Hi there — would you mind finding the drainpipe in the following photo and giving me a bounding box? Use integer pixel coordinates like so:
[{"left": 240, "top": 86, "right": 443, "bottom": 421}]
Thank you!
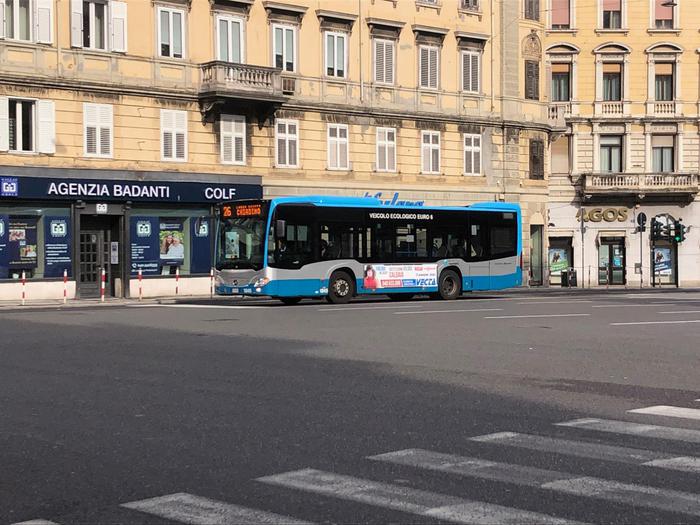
[{"left": 359, "top": 0, "right": 364, "bottom": 103}]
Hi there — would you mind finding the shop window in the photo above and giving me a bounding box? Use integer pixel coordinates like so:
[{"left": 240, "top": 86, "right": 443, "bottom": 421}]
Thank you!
[
  {"left": 275, "top": 119, "right": 299, "bottom": 168},
  {"left": 373, "top": 38, "right": 395, "bottom": 85},
  {"left": 530, "top": 225, "right": 543, "bottom": 285},
  {"left": 325, "top": 31, "right": 346, "bottom": 78},
  {"left": 548, "top": 237, "right": 573, "bottom": 285},
  {"left": 157, "top": 6, "right": 184, "bottom": 58},
  {"left": 216, "top": 14, "right": 244, "bottom": 63},
  {"left": 272, "top": 24, "right": 296, "bottom": 72},
  {"left": 376, "top": 127, "right": 396, "bottom": 172},
  {"left": 421, "top": 130, "right": 440, "bottom": 174},
  {"left": 327, "top": 124, "right": 349, "bottom": 170}
]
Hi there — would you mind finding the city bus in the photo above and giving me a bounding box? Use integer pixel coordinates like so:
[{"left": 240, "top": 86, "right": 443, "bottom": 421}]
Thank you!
[{"left": 215, "top": 196, "right": 522, "bottom": 304}]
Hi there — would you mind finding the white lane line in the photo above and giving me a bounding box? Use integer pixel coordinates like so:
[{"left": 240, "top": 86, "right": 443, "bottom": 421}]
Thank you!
[
  {"left": 592, "top": 303, "right": 675, "bottom": 308},
  {"left": 658, "top": 310, "right": 700, "bottom": 314},
  {"left": 318, "top": 305, "right": 423, "bottom": 312},
  {"left": 516, "top": 300, "right": 593, "bottom": 305},
  {"left": 129, "top": 304, "right": 259, "bottom": 310},
  {"left": 469, "top": 432, "right": 699, "bottom": 473},
  {"left": 611, "top": 320, "right": 700, "bottom": 326},
  {"left": 369, "top": 449, "right": 700, "bottom": 517},
  {"left": 121, "top": 492, "right": 313, "bottom": 525},
  {"left": 484, "top": 313, "right": 590, "bottom": 319},
  {"left": 395, "top": 308, "right": 503, "bottom": 315},
  {"left": 555, "top": 418, "right": 700, "bottom": 444},
  {"left": 257, "top": 468, "right": 582, "bottom": 525},
  {"left": 11, "top": 521, "right": 61, "bottom": 525},
  {"left": 628, "top": 405, "right": 700, "bottom": 421}
]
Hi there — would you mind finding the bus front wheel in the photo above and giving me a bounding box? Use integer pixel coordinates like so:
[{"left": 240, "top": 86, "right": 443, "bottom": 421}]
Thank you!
[
  {"left": 280, "top": 297, "right": 302, "bottom": 305},
  {"left": 327, "top": 271, "right": 355, "bottom": 304},
  {"left": 438, "top": 269, "right": 461, "bottom": 300}
]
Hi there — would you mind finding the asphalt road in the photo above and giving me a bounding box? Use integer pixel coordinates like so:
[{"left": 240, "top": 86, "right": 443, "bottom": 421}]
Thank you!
[{"left": 1, "top": 289, "right": 699, "bottom": 524}]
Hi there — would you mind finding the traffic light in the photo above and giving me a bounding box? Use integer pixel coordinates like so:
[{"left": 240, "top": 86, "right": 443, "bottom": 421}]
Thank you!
[
  {"left": 651, "top": 219, "right": 662, "bottom": 240},
  {"left": 673, "top": 220, "right": 687, "bottom": 243},
  {"left": 661, "top": 223, "right": 672, "bottom": 240}
]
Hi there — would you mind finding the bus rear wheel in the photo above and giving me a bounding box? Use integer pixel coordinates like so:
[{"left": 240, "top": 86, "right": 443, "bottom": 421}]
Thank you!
[
  {"left": 387, "top": 293, "right": 414, "bottom": 301},
  {"left": 327, "top": 271, "right": 355, "bottom": 304},
  {"left": 438, "top": 269, "right": 461, "bottom": 300},
  {"left": 280, "top": 297, "right": 302, "bottom": 305}
]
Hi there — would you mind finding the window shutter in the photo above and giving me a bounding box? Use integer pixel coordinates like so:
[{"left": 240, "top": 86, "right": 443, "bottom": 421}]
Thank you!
[
  {"left": 37, "top": 100, "right": 56, "bottom": 154},
  {"left": 35, "top": 0, "right": 53, "bottom": 44},
  {"left": 110, "top": 1, "right": 128, "bottom": 53},
  {"left": 465, "top": 137, "right": 473, "bottom": 174},
  {"left": 420, "top": 47, "right": 429, "bottom": 87},
  {"left": 375, "top": 40, "right": 385, "bottom": 82},
  {"left": 84, "top": 103, "right": 98, "bottom": 155},
  {"left": 70, "top": 0, "right": 83, "bottom": 47},
  {"left": 0, "top": 2, "right": 5, "bottom": 39},
  {"left": 471, "top": 53, "right": 480, "bottom": 92},
  {"left": 385, "top": 41, "right": 394, "bottom": 84},
  {"left": 98, "top": 104, "right": 113, "bottom": 156},
  {"left": 474, "top": 136, "right": 481, "bottom": 174},
  {"left": 0, "top": 97, "right": 8, "bottom": 151},
  {"left": 220, "top": 115, "right": 245, "bottom": 164},
  {"left": 526, "top": 61, "right": 540, "bottom": 100},
  {"left": 462, "top": 53, "right": 471, "bottom": 91},
  {"left": 161, "top": 110, "right": 173, "bottom": 159},
  {"left": 429, "top": 48, "right": 438, "bottom": 89},
  {"left": 220, "top": 116, "right": 234, "bottom": 163},
  {"left": 174, "top": 110, "right": 187, "bottom": 161},
  {"left": 233, "top": 117, "right": 244, "bottom": 163}
]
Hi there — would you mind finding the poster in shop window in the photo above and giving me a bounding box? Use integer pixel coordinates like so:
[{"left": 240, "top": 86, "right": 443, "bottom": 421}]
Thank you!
[
  {"left": 548, "top": 248, "right": 569, "bottom": 276},
  {"left": 0, "top": 215, "right": 8, "bottom": 279},
  {"left": 7, "top": 217, "right": 38, "bottom": 268},
  {"left": 44, "top": 216, "right": 72, "bottom": 278},
  {"left": 159, "top": 219, "right": 185, "bottom": 266},
  {"left": 130, "top": 216, "right": 160, "bottom": 275},
  {"left": 653, "top": 247, "right": 672, "bottom": 276},
  {"left": 362, "top": 263, "right": 437, "bottom": 290},
  {"left": 190, "top": 217, "right": 211, "bottom": 274}
]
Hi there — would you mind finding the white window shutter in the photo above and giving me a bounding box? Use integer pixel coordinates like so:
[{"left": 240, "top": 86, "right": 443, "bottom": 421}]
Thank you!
[
  {"left": 385, "top": 42, "right": 394, "bottom": 84},
  {"left": 220, "top": 115, "right": 233, "bottom": 163},
  {"left": 0, "top": 97, "right": 8, "bottom": 151},
  {"left": 174, "top": 110, "right": 187, "bottom": 160},
  {"left": 420, "top": 47, "right": 429, "bottom": 87},
  {"left": 472, "top": 53, "right": 480, "bottom": 92},
  {"left": 0, "top": 2, "right": 5, "bottom": 39},
  {"left": 70, "top": 0, "right": 83, "bottom": 47},
  {"left": 429, "top": 48, "right": 438, "bottom": 89},
  {"left": 233, "top": 117, "right": 245, "bottom": 163},
  {"left": 474, "top": 136, "right": 481, "bottom": 174},
  {"left": 374, "top": 40, "right": 384, "bottom": 82},
  {"left": 35, "top": 0, "right": 53, "bottom": 44},
  {"left": 37, "top": 100, "right": 56, "bottom": 154},
  {"left": 98, "top": 104, "right": 113, "bottom": 156},
  {"left": 110, "top": 1, "right": 128, "bottom": 53},
  {"left": 84, "top": 103, "right": 98, "bottom": 155},
  {"left": 161, "top": 110, "right": 173, "bottom": 159}
]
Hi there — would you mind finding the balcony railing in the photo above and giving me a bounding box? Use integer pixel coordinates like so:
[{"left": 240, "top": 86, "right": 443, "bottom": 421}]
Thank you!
[
  {"left": 584, "top": 172, "right": 699, "bottom": 194},
  {"left": 200, "top": 61, "right": 284, "bottom": 101},
  {"left": 653, "top": 101, "right": 676, "bottom": 114},
  {"left": 548, "top": 102, "right": 571, "bottom": 121},
  {"left": 600, "top": 101, "right": 624, "bottom": 115}
]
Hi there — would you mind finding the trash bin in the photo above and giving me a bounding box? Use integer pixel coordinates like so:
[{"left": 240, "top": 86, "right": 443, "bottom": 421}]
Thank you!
[
  {"left": 561, "top": 269, "right": 569, "bottom": 287},
  {"left": 568, "top": 268, "right": 577, "bottom": 287}
]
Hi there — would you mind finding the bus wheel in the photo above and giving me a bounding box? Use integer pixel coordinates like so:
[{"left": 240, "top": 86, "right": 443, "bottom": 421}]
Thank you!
[
  {"left": 280, "top": 297, "right": 302, "bottom": 305},
  {"left": 327, "top": 271, "right": 355, "bottom": 304},
  {"left": 387, "top": 294, "right": 414, "bottom": 301},
  {"left": 438, "top": 270, "right": 461, "bottom": 300}
]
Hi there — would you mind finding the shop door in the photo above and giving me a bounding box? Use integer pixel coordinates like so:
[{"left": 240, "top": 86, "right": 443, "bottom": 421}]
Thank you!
[
  {"left": 79, "top": 230, "right": 109, "bottom": 297},
  {"left": 598, "top": 238, "right": 625, "bottom": 285}
]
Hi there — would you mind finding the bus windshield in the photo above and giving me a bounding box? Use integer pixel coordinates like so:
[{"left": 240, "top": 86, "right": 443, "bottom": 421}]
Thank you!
[{"left": 217, "top": 203, "right": 267, "bottom": 270}]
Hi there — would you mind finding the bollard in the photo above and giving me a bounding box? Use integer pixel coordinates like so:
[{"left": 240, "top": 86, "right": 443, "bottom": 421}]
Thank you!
[
  {"left": 100, "top": 267, "right": 106, "bottom": 303},
  {"left": 138, "top": 269, "right": 143, "bottom": 301},
  {"left": 210, "top": 267, "right": 214, "bottom": 299},
  {"left": 63, "top": 269, "right": 68, "bottom": 304},
  {"left": 21, "top": 270, "right": 26, "bottom": 306},
  {"left": 175, "top": 267, "right": 180, "bottom": 296}
]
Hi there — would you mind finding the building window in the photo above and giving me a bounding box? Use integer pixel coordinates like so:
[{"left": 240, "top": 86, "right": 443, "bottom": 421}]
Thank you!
[
  {"left": 419, "top": 45, "right": 439, "bottom": 90},
  {"left": 550, "top": 0, "right": 571, "bottom": 29},
  {"left": 161, "top": 109, "right": 187, "bottom": 161},
  {"left": 376, "top": 127, "right": 396, "bottom": 172},
  {"left": 461, "top": 0, "right": 480, "bottom": 10},
  {"left": 652, "top": 135, "right": 674, "bottom": 173},
  {"left": 602, "top": 0, "right": 622, "bottom": 29},
  {"left": 273, "top": 24, "right": 296, "bottom": 72},
  {"left": 551, "top": 63, "right": 571, "bottom": 101},
  {"left": 654, "top": 63, "right": 673, "bottom": 101},
  {"left": 524, "top": 0, "right": 540, "bottom": 20},
  {"left": 83, "top": 103, "right": 113, "bottom": 158},
  {"left": 158, "top": 6, "right": 184, "bottom": 58},
  {"left": 3, "top": 0, "right": 31, "bottom": 40},
  {"left": 373, "top": 39, "right": 395, "bottom": 85},
  {"left": 421, "top": 131, "right": 440, "bottom": 174},
  {"left": 70, "top": 0, "right": 125, "bottom": 51},
  {"left": 600, "top": 135, "right": 622, "bottom": 172},
  {"left": 82, "top": 0, "right": 108, "bottom": 49},
  {"left": 216, "top": 15, "right": 244, "bottom": 63},
  {"left": 276, "top": 119, "right": 298, "bottom": 168},
  {"left": 327, "top": 124, "right": 349, "bottom": 170},
  {"left": 602, "top": 63, "right": 622, "bottom": 101},
  {"left": 529, "top": 139, "right": 544, "bottom": 179},
  {"left": 463, "top": 133, "right": 481, "bottom": 176},
  {"left": 1, "top": 98, "right": 54, "bottom": 154},
  {"left": 461, "top": 50, "right": 480, "bottom": 93},
  {"left": 325, "top": 31, "right": 346, "bottom": 78},
  {"left": 654, "top": 0, "right": 673, "bottom": 28},
  {"left": 220, "top": 115, "right": 245, "bottom": 165},
  {"left": 525, "top": 60, "right": 540, "bottom": 100},
  {"left": 8, "top": 99, "right": 34, "bottom": 152}
]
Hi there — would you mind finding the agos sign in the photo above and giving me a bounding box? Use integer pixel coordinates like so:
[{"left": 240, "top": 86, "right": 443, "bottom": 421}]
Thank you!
[{"left": 576, "top": 208, "right": 629, "bottom": 223}]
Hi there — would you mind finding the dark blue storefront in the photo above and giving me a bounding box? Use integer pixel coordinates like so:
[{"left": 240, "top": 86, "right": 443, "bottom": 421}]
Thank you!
[{"left": 0, "top": 168, "right": 261, "bottom": 298}]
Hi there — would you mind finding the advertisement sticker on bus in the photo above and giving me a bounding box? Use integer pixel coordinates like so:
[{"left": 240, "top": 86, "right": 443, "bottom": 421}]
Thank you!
[{"left": 363, "top": 264, "right": 437, "bottom": 290}]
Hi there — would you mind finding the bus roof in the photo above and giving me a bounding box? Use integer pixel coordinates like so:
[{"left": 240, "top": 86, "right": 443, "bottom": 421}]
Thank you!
[{"left": 264, "top": 195, "right": 521, "bottom": 213}]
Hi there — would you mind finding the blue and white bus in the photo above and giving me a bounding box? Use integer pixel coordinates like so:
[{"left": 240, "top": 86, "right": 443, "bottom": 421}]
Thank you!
[{"left": 215, "top": 196, "right": 522, "bottom": 304}]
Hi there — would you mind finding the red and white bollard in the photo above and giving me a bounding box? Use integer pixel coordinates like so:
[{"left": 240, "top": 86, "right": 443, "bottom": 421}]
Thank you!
[
  {"left": 209, "top": 267, "right": 214, "bottom": 298},
  {"left": 21, "top": 270, "right": 26, "bottom": 306},
  {"left": 175, "top": 267, "right": 180, "bottom": 296},
  {"left": 100, "top": 267, "right": 106, "bottom": 303},
  {"left": 63, "top": 269, "right": 68, "bottom": 304},
  {"left": 138, "top": 269, "right": 143, "bottom": 301}
]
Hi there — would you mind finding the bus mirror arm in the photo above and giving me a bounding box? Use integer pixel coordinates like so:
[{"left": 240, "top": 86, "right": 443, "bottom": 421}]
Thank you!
[{"left": 275, "top": 220, "right": 286, "bottom": 239}]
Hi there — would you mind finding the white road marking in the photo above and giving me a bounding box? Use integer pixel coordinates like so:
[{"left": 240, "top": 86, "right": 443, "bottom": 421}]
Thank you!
[
  {"left": 121, "top": 492, "right": 313, "bottom": 524},
  {"left": 468, "top": 431, "right": 699, "bottom": 473},
  {"left": 592, "top": 303, "right": 675, "bottom": 308},
  {"left": 516, "top": 300, "right": 592, "bottom": 305},
  {"left": 395, "top": 308, "right": 503, "bottom": 315},
  {"left": 484, "top": 313, "right": 590, "bottom": 319},
  {"left": 11, "top": 521, "right": 61, "bottom": 525},
  {"left": 369, "top": 449, "right": 700, "bottom": 516},
  {"left": 658, "top": 310, "right": 700, "bottom": 314},
  {"left": 257, "top": 468, "right": 582, "bottom": 524},
  {"left": 555, "top": 418, "right": 700, "bottom": 444},
  {"left": 611, "top": 320, "right": 700, "bottom": 326},
  {"left": 628, "top": 405, "right": 700, "bottom": 421},
  {"left": 129, "top": 304, "right": 259, "bottom": 310},
  {"left": 318, "top": 305, "right": 423, "bottom": 312}
]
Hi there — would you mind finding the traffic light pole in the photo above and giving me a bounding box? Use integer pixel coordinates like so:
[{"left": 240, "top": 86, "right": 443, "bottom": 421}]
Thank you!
[{"left": 639, "top": 226, "right": 643, "bottom": 289}]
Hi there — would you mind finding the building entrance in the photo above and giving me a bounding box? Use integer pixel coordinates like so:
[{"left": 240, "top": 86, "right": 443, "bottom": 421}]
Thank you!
[
  {"left": 78, "top": 214, "right": 123, "bottom": 298},
  {"left": 598, "top": 237, "right": 626, "bottom": 285}
]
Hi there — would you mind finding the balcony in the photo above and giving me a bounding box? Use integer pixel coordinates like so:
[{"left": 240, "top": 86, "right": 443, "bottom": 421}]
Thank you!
[
  {"left": 596, "top": 100, "right": 625, "bottom": 116},
  {"left": 646, "top": 100, "right": 681, "bottom": 117},
  {"left": 199, "top": 61, "right": 286, "bottom": 103},
  {"left": 548, "top": 102, "right": 571, "bottom": 129},
  {"left": 583, "top": 172, "right": 699, "bottom": 196}
]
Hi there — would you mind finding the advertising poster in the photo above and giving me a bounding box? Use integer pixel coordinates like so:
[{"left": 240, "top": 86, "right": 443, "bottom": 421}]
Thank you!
[
  {"left": 159, "top": 219, "right": 185, "bottom": 267},
  {"left": 548, "top": 248, "right": 569, "bottom": 276},
  {"left": 8, "top": 217, "right": 38, "bottom": 268},
  {"left": 0, "top": 215, "right": 8, "bottom": 278},
  {"left": 654, "top": 247, "right": 672, "bottom": 276},
  {"left": 190, "top": 217, "right": 211, "bottom": 274},
  {"left": 130, "top": 216, "right": 160, "bottom": 275},
  {"left": 362, "top": 264, "right": 437, "bottom": 290},
  {"left": 44, "top": 216, "right": 72, "bottom": 278}
]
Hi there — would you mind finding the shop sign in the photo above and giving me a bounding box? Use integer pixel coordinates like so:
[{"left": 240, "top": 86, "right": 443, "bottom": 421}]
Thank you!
[
  {"left": 576, "top": 208, "right": 629, "bottom": 223},
  {"left": 0, "top": 176, "right": 261, "bottom": 204},
  {"left": 363, "top": 192, "right": 425, "bottom": 207}
]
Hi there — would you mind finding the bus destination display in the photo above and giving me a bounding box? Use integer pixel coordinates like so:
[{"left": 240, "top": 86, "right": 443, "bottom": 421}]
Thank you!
[{"left": 222, "top": 203, "right": 263, "bottom": 218}]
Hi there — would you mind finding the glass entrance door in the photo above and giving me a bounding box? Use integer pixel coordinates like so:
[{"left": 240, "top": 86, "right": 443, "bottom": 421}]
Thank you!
[
  {"left": 79, "top": 230, "right": 108, "bottom": 297},
  {"left": 598, "top": 238, "right": 625, "bottom": 285}
]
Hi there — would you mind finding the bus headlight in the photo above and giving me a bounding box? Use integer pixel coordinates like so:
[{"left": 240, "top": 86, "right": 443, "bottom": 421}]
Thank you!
[{"left": 253, "top": 277, "right": 270, "bottom": 288}]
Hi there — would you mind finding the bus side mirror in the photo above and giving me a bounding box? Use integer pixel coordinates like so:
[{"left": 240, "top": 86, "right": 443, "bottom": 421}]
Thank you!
[{"left": 275, "top": 220, "right": 286, "bottom": 239}]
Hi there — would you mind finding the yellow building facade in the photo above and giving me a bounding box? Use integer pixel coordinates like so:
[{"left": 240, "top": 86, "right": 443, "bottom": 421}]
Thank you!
[
  {"left": 0, "top": 0, "right": 551, "bottom": 299},
  {"left": 546, "top": 0, "right": 700, "bottom": 287}
]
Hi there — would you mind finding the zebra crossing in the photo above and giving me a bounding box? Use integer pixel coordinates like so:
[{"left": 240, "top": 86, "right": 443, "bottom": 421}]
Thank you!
[{"left": 13, "top": 405, "right": 700, "bottom": 525}]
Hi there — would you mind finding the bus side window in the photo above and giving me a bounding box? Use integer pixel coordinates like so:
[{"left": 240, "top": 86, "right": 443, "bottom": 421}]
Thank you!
[{"left": 468, "top": 215, "right": 488, "bottom": 260}]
